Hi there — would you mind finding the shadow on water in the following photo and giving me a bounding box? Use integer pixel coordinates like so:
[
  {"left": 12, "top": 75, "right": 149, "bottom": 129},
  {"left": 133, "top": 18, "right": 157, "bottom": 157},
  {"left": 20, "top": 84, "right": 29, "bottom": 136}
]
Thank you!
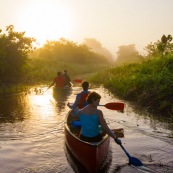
[
  {"left": 52, "top": 87, "right": 72, "bottom": 102},
  {"left": 52, "top": 87, "right": 72, "bottom": 112},
  {"left": 0, "top": 93, "right": 30, "bottom": 123}
]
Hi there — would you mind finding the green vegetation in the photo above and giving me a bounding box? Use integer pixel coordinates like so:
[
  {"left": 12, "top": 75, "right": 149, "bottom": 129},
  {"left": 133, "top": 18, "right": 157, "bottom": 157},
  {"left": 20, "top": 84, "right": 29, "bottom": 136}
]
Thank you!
[
  {"left": 90, "top": 35, "right": 173, "bottom": 117},
  {"left": 0, "top": 25, "right": 35, "bottom": 84},
  {"left": 1, "top": 25, "right": 173, "bottom": 119},
  {"left": 27, "top": 38, "right": 110, "bottom": 84},
  {"left": 0, "top": 25, "right": 110, "bottom": 94}
]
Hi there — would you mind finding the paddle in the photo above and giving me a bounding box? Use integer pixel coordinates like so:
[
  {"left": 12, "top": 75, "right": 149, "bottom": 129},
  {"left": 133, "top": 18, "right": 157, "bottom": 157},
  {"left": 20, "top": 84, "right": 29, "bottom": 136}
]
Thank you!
[
  {"left": 42, "top": 84, "right": 53, "bottom": 95},
  {"left": 68, "top": 102, "right": 124, "bottom": 111},
  {"left": 103, "top": 104, "right": 143, "bottom": 166},
  {"left": 73, "top": 79, "right": 82, "bottom": 83},
  {"left": 120, "top": 143, "right": 143, "bottom": 166},
  {"left": 99, "top": 102, "right": 124, "bottom": 111}
]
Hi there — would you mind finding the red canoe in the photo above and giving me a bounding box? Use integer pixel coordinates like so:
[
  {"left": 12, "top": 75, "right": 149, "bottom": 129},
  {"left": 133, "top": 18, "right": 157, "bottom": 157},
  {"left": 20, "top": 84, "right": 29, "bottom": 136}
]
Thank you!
[{"left": 64, "top": 111, "right": 110, "bottom": 173}]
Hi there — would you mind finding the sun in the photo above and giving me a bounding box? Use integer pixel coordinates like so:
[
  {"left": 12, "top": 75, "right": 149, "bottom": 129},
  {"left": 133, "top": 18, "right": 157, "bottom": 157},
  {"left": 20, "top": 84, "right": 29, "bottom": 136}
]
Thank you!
[{"left": 19, "top": 1, "right": 74, "bottom": 45}]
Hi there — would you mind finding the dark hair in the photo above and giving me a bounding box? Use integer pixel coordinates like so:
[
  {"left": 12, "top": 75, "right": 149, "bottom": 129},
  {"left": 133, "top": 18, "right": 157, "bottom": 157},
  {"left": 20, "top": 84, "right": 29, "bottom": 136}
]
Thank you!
[
  {"left": 57, "top": 72, "right": 62, "bottom": 75},
  {"left": 86, "top": 92, "right": 101, "bottom": 104},
  {"left": 82, "top": 81, "right": 89, "bottom": 90}
]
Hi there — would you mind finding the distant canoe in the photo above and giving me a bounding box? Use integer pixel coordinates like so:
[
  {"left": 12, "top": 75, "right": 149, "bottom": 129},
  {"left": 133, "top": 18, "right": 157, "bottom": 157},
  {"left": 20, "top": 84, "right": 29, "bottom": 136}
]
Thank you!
[
  {"left": 53, "top": 85, "right": 72, "bottom": 90},
  {"left": 64, "top": 111, "right": 110, "bottom": 173},
  {"left": 53, "top": 87, "right": 72, "bottom": 102}
]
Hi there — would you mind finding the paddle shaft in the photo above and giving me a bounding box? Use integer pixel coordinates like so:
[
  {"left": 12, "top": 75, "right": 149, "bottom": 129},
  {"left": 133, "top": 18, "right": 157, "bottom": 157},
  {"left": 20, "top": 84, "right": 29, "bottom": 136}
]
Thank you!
[
  {"left": 120, "top": 144, "right": 131, "bottom": 159},
  {"left": 42, "top": 85, "right": 52, "bottom": 95}
]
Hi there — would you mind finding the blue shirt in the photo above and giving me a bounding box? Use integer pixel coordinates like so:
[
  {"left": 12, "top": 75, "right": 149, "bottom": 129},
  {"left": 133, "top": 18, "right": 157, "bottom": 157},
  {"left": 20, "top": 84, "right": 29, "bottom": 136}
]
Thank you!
[{"left": 80, "top": 112, "right": 99, "bottom": 137}]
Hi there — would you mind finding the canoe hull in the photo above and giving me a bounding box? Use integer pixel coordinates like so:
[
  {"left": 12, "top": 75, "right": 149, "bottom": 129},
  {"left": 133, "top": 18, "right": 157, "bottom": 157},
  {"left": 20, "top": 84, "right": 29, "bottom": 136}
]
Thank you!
[{"left": 64, "top": 113, "right": 110, "bottom": 173}]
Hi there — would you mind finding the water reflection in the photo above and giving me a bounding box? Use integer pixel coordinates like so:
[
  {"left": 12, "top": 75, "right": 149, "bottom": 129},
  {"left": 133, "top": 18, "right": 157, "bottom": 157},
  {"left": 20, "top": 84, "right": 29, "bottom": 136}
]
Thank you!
[
  {"left": 124, "top": 102, "right": 173, "bottom": 139},
  {"left": 52, "top": 87, "right": 72, "bottom": 111},
  {"left": 0, "top": 86, "right": 173, "bottom": 173},
  {"left": 0, "top": 94, "right": 30, "bottom": 123}
]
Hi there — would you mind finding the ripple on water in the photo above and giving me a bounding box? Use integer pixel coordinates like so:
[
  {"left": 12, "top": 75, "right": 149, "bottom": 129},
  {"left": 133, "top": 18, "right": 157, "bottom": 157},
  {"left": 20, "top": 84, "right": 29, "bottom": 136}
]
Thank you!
[{"left": 0, "top": 86, "right": 173, "bottom": 173}]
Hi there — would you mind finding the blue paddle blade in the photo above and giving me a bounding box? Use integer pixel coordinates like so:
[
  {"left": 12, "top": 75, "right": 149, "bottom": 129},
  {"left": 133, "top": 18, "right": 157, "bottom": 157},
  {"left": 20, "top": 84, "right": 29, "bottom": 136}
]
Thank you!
[
  {"left": 129, "top": 156, "right": 143, "bottom": 166},
  {"left": 120, "top": 144, "right": 143, "bottom": 167}
]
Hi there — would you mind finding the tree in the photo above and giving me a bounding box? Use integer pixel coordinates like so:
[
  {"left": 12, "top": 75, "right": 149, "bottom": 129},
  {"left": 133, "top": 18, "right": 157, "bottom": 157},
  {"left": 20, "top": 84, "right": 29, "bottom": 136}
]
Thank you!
[
  {"left": 35, "top": 38, "right": 109, "bottom": 64},
  {"left": 83, "top": 38, "right": 113, "bottom": 62},
  {"left": 0, "top": 25, "right": 35, "bottom": 83},
  {"left": 145, "top": 34, "right": 173, "bottom": 57},
  {"left": 116, "top": 44, "right": 143, "bottom": 65},
  {"left": 28, "top": 38, "right": 110, "bottom": 83}
]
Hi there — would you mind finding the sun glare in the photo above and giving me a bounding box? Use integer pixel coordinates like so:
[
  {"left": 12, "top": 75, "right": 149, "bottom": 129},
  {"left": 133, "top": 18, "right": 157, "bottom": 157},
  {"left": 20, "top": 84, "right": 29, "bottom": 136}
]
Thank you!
[
  {"left": 29, "top": 94, "right": 56, "bottom": 120},
  {"left": 19, "top": 1, "right": 74, "bottom": 45}
]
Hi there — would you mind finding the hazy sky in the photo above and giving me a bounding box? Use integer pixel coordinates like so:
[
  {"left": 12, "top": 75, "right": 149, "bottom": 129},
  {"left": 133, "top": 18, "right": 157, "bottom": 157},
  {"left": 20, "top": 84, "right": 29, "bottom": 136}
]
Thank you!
[{"left": 1, "top": 0, "right": 173, "bottom": 56}]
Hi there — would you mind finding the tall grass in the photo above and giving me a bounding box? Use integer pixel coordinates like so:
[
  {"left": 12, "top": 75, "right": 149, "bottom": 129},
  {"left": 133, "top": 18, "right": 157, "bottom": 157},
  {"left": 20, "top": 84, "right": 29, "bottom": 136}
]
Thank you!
[{"left": 90, "top": 54, "right": 173, "bottom": 116}]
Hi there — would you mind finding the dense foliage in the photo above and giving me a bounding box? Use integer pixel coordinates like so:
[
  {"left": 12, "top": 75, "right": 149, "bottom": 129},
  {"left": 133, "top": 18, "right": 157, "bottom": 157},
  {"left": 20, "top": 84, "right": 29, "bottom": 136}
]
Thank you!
[
  {"left": 0, "top": 26, "right": 111, "bottom": 86},
  {"left": 29, "top": 34, "right": 173, "bottom": 117},
  {"left": 0, "top": 25, "right": 35, "bottom": 83},
  {"left": 145, "top": 34, "right": 173, "bottom": 57},
  {"left": 1, "top": 25, "right": 173, "bottom": 118},
  {"left": 90, "top": 35, "right": 173, "bottom": 116},
  {"left": 28, "top": 38, "right": 110, "bottom": 83}
]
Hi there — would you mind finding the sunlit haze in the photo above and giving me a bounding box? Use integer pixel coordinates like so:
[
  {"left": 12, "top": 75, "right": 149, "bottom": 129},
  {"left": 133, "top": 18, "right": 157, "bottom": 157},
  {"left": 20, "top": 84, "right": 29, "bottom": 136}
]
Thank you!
[
  {"left": 1, "top": 0, "right": 173, "bottom": 56},
  {"left": 18, "top": 1, "right": 75, "bottom": 44}
]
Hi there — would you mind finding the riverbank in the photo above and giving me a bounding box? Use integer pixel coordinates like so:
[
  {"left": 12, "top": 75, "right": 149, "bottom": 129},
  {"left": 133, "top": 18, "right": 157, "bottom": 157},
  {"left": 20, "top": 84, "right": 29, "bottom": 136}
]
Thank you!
[{"left": 89, "top": 55, "right": 173, "bottom": 121}]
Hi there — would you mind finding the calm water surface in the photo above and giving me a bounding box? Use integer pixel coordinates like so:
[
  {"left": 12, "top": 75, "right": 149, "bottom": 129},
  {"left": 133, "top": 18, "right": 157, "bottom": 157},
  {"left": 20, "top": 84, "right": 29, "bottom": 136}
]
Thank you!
[{"left": 0, "top": 86, "right": 173, "bottom": 173}]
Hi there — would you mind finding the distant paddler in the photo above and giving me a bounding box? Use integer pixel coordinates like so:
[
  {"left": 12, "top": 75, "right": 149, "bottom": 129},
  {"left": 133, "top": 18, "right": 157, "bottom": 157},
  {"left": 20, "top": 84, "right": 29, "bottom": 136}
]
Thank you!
[
  {"left": 49, "top": 71, "right": 65, "bottom": 89},
  {"left": 62, "top": 70, "right": 73, "bottom": 87},
  {"left": 67, "top": 81, "right": 90, "bottom": 114}
]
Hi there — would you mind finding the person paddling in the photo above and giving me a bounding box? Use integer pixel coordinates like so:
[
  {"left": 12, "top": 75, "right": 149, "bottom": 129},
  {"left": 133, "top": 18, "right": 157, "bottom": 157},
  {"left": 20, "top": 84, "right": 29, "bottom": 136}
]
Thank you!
[
  {"left": 62, "top": 70, "right": 72, "bottom": 87},
  {"left": 49, "top": 71, "right": 65, "bottom": 89},
  {"left": 67, "top": 81, "right": 90, "bottom": 112},
  {"left": 75, "top": 91, "right": 122, "bottom": 143}
]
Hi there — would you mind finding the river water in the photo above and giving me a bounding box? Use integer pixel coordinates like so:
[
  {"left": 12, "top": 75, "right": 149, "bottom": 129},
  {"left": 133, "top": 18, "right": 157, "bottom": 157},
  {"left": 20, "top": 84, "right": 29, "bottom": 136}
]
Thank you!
[{"left": 0, "top": 86, "right": 173, "bottom": 173}]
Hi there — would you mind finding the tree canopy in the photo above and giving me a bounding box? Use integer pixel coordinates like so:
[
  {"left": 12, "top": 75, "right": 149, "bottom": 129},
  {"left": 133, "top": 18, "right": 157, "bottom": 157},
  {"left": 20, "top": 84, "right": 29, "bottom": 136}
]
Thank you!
[
  {"left": 0, "top": 26, "right": 110, "bottom": 84},
  {"left": 27, "top": 38, "right": 110, "bottom": 83},
  {"left": 83, "top": 38, "right": 113, "bottom": 62},
  {"left": 35, "top": 38, "right": 109, "bottom": 64},
  {"left": 145, "top": 34, "right": 173, "bottom": 57},
  {"left": 0, "top": 25, "right": 35, "bottom": 83},
  {"left": 116, "top": 44, "right": 143, "bottom": 65}
]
